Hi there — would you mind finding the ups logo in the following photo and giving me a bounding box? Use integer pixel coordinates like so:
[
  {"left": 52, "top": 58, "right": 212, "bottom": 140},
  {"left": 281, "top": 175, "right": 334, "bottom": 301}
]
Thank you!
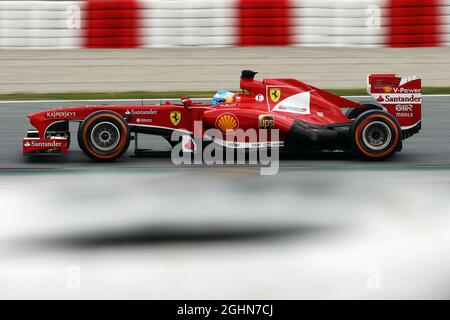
[{"left": 258, "top": 114, "right": 275, "bottom": 129}]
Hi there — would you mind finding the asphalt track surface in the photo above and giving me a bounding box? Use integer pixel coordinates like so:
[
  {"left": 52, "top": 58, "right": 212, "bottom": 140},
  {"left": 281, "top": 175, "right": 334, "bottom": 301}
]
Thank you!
[{"left": 0, "top": 95, "right": 448, "bottom": 170}]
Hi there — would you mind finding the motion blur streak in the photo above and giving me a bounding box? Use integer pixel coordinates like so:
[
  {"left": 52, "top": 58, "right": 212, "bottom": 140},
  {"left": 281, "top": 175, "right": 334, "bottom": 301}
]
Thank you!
[{"left": 1, "top": 169, "right": 450, "bottom": 299}]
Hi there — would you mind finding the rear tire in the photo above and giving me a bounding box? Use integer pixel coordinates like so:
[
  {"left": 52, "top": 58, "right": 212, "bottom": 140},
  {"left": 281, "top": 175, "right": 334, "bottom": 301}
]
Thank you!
[
  {"left": 78, "top": 111, "right": 130, "bottom": 161},
  {"left": 351, "top": 110, "right": 401, "bottom": 160}
]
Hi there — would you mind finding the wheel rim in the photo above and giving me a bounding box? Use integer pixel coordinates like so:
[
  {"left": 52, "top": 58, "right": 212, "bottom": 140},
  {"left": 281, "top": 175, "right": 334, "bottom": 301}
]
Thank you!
[
  {"left": 90, "top": 122, "right": 120, "bottom": 151},
  {"left": 362, "top": 121, "right": 392, "bottom": 151}
]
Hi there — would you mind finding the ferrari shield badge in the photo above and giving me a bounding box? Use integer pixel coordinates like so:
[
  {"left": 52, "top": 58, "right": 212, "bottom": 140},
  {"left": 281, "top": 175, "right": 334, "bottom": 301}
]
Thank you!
[
  {"left": 269, "top": 88, "right": 281, "bottom": 103},
  {"left": 170, "top": 111, "right": 181, "bottom": 126}
]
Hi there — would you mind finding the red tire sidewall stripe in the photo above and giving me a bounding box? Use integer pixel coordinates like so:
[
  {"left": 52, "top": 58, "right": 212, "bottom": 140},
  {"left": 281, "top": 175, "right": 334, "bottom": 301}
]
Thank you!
[
  {"left": 82, "top": 113, "right": 128, "bottom": 159},
  {"left": 355, "top": 114, "right": 399, "bottom": 158}
]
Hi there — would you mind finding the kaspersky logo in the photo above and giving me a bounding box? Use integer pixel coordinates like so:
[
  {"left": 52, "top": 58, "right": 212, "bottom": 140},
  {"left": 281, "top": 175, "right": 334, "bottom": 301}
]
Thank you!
[{"left": 46, "top": 111, "right": 76, "bottom": 118}]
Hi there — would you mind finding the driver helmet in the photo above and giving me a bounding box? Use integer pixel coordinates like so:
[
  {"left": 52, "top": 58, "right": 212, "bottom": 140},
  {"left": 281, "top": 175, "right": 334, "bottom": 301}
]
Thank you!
[{"left": 211, "top": 90, "right": 235, "bottom": 105}]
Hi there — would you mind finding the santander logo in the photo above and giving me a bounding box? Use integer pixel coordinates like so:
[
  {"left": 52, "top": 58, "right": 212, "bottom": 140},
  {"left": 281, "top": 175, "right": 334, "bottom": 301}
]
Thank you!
[
  {"left": 24, "top": 140, "right": 62, "bottom": 148},
  {"left": 375, "top": 93, "right": 421, "bottom": 104}
]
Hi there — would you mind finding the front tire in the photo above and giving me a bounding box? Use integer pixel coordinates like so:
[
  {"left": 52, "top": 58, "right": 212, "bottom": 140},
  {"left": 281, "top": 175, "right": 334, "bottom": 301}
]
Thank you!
[
  {"left": 78, "top": 111, "right": 130, "bottom": 161},
  {"left": 351, "top": 110, "right": 401, "bottom": 160}
]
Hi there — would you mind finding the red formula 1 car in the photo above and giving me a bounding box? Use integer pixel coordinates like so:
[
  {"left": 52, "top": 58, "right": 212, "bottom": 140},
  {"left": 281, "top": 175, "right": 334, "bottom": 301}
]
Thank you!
[{"left": 23, "top": 70, "right": 421, "bottom": 161}]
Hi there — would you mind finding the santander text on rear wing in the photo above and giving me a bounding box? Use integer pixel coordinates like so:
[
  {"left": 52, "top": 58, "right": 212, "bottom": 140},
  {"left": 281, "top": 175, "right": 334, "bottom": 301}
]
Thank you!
[{"left": 367, "top": 74, "right": 421, "bottom": 138}]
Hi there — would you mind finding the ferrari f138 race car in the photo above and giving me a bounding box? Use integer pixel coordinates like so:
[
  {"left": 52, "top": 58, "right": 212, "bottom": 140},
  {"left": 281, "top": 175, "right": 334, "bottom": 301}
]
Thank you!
[{"left": 23, "top": 71, "right": 421, "bottom": 161}]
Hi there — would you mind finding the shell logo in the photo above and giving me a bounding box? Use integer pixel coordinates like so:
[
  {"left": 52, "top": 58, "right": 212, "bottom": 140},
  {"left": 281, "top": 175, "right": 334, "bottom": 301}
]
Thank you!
[{"left": 215, "top": 113, "right": 239, "bottom": 133}]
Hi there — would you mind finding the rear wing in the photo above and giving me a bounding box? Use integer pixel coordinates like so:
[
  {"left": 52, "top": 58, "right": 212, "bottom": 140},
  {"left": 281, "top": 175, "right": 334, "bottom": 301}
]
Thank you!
[{"left": 367, "top": 74, "right": 421, "bottom": 138}]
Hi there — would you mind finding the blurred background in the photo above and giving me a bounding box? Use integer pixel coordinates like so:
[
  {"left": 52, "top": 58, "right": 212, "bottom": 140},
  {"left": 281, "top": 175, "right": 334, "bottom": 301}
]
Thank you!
[
  {"left": 1, "top": 0, "right": 450, "bottom": 300},
  {"left": 1, "top": 0, "right": 449, "bottom": 48},
  {"left": 1, "top": 0, "right": 450, "bottom": 93}
]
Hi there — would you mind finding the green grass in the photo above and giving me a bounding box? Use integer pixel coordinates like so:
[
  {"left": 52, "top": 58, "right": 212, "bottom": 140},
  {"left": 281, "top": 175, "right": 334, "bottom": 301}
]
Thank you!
[{"left": 0, "top": 87, "right": 449, "bottom": 101}]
